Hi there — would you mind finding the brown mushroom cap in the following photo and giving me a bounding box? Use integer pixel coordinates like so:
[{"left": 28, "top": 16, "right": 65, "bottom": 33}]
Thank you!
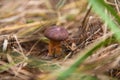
[{"left": 44, "top": 26, "right": 68, "bottom": 41}]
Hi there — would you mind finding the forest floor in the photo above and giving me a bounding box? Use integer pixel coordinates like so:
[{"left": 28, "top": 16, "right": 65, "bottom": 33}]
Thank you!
[{"left": 0, "top": 0, "right": 120, "bottom": 80}]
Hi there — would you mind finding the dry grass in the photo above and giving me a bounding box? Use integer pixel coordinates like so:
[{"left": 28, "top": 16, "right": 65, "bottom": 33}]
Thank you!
[{"left": 0, "top": 0, "right": 120, "bottom": 80}]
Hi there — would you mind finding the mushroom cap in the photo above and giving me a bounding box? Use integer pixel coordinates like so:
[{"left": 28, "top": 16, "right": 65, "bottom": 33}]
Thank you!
[{"left": 44, "top": 26, "right": 68, "bottom": 41}]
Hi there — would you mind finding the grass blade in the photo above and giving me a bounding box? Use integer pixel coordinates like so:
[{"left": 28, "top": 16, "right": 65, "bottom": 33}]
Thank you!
[{"left": 89, "top": 0, "right": 120, "bottom": 41}]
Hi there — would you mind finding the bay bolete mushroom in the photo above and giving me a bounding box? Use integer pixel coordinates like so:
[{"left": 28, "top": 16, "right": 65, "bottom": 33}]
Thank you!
[{"left": 44, "top": 26, "right": 68, "bottom": 57}]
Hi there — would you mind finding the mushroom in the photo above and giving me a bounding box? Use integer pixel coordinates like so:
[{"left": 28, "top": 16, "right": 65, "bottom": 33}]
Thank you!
[{"left": 44, "top": 26, "right": 68, "bottom": 57}]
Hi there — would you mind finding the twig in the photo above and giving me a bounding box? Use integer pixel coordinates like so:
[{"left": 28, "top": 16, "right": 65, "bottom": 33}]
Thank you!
[
  {"left": 104, "top": 0, "right": 116, "bottom": 6},
  {"left": 114, "top": 0, "right": 120, "bottom": 12},
  {"left": 74, "top": 28, "right": 102, "bottom": 53},
  {"left": 26, "top": 40, "right": 40, "bottom": 56},
  {"left": 63, "top": 52, "right": 72, "bottom": 61},
  {"left": 78, "top": 5, "right": 92, "bottom": 44},
  {"left": 13, "top": 34, "right": 27, "bottom": 60},
  {"left": 80, "top": 5, "right": 92, "bottom": 31}
]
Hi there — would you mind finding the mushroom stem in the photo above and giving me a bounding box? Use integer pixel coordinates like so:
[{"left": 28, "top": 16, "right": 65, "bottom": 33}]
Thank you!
[{"left": 48, "top": 40, "right": 61, "bottom": 57}]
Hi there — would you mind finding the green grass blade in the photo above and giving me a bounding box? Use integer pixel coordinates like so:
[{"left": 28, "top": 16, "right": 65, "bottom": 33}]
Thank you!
[
  {"left": 89, "top": 0, "right": 120, "bottom": 41},
  {"left": 56, "top": 0, "right": 67, "bottom": 9},
  {"left": 56, "top": 0, "right": 120, "bottom": 79},
  {"left": 56, "top": 37, "right": 106, "bottom": 80},
  {"left": 0, "top": 63, "right": 15, "bottom": 72},
  {"left": 94, "top": 0, "right": 120, "bottom": 23}
]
